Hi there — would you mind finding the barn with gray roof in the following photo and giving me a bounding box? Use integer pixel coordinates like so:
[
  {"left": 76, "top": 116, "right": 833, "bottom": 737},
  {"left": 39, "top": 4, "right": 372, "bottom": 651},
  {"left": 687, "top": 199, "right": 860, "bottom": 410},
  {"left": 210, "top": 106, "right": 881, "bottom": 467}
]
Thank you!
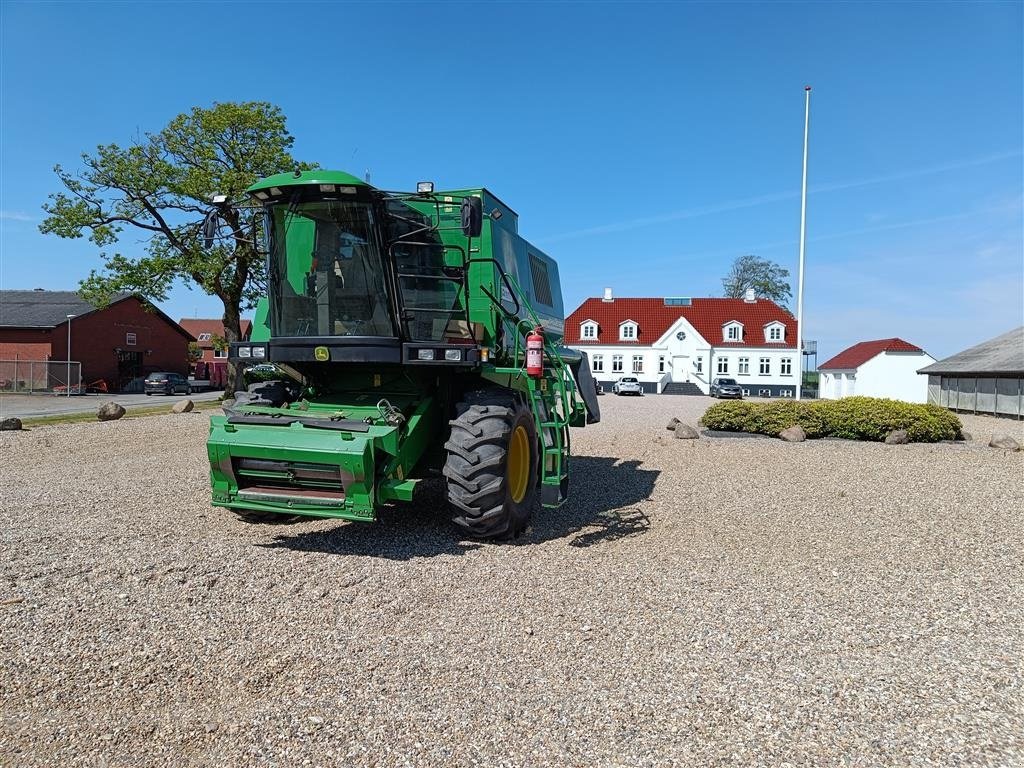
[{"left": 918, "top": 327, "right": 1024, "bottom": 418}]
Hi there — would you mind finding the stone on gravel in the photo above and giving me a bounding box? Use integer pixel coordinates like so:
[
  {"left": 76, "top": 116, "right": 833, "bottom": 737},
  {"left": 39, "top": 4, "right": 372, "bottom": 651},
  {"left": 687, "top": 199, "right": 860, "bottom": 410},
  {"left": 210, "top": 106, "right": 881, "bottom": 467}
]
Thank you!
[
  {"left": 96, "top": 402, "right": 126, "bottom": 421},
  {"left": 171, "top": 399, "right": 195, "bottom": 414},
  {"left": 779, "top": 425, "right": 806, "bottom": 442},
  {"left": 666, "top": 417, "right": 681, "bottom": 431},
  {"left": 961, "top": 431, "right": 973, "bottom": 441},
  {"left": 0, "top": 417, "right": 22, "bottom": 431},
  {"left": 989, "top": 432, "right": 1020, "bottom": 451},
  {"left": 673, "top": 422, "right": 699, "bottom": 439},
  {"left": 885, "top": 429, "right": 909, "bottom": 445}
]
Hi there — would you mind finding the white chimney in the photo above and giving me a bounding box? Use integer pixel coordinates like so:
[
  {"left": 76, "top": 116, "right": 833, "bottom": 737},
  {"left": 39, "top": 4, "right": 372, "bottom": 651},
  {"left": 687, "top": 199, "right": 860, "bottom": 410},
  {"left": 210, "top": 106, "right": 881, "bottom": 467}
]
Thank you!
[
  {"left": 743, "top": 288, "right": 756, "bottom": 303},
  {"left": 602, "top": 287, "right": 613, "bottom": 302}
]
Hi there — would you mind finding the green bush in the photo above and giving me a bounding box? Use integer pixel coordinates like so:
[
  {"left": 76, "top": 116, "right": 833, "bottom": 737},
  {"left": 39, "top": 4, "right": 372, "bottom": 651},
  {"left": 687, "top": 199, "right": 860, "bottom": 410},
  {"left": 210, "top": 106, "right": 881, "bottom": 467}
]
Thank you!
[{"left": 700, "top": 396, "right": 962, "bottom": 443}]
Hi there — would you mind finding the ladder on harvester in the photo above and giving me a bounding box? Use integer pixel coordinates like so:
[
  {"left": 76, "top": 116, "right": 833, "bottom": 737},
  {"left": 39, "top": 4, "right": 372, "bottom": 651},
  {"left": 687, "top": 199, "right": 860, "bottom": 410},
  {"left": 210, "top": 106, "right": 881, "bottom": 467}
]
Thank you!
[{"left": 480, "top": 273, "right": 585, "bottom": 508}]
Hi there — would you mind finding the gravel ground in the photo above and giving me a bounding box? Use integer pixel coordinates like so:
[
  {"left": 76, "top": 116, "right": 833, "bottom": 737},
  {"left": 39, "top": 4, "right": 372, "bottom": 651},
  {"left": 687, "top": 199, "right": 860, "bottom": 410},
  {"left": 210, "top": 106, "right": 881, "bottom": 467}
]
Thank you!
[{"left": 1, "top": 396, "right": 1022, "bottom": 767}]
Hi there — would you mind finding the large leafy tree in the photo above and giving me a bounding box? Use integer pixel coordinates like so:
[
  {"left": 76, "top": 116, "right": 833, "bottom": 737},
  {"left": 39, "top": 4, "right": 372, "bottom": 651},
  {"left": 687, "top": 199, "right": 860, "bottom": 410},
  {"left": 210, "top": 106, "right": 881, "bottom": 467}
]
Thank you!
[
  {"left": 721, "top": 254, "right": 792, "bottom": 307},
  {"left": 39, "top": 101, "right": 312, "bottom": 391}
]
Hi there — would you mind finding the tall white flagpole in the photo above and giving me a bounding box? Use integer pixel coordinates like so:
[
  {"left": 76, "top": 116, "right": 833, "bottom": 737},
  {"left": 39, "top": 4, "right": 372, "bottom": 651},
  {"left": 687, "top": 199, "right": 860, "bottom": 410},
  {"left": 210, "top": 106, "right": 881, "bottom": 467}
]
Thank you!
[{"left": 795, "top": 85, "right": 811, "bottom": 400}]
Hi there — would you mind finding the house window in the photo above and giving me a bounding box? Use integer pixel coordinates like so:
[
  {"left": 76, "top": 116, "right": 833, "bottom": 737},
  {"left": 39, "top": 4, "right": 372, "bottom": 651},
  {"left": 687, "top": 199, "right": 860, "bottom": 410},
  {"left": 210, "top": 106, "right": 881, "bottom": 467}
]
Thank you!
[
  {"left": 738, "top": 357, "right": 750, "bottom": 375},
  {"left": 768, "top": 325, "right": 783, "bottom": 341},
  {"left": 717, "top": 358, "right": 729, "bottom": 374},
  {"left": 724, "top": 323, "right": 742, "bottom": 341},
  {"left": 197, "top": 333, "right": 212, "bottom": 341},
  {"left": 528, "top": 254, "right": 554, "bottom": 306},
  {"left": 632, "top": 355, "right": 644, "bottom": 374},
  {"left": 780, "top": 358, "right": 792, "bottom": 376},
  {"left": 759, "top": 388, "right": 771, "bottom": 397},
  {"left": 759, "top": 357, "right": 771, "bottom": 375},
  {"left": 213, "top": 349, "right": 228, "bottom": 359},
  {"left": 658, "top": 356, "right": 666, "bottom": 374},
  {"left": 694, "top": 357, "right": 703, "bottom": 373},
  {"left": 741, "top": 388, "right": 751, "bottom": 396},
  {"left": 592, "top": 355, "right": 603, "bottom": 372},
  {"left": 779, "top": 388, "right": 793, "bottom": 398},
  {"left": 612, "top": 355, "right": 623, "bottom": 373},
  {"left": 582, "top": 323, "right": 597, "bottom": 339},
  {"left": 126, "top": 332, "right": 137, "bottom": 346},
  {"left": 620, "top": 323, "right": 637, "bottom": 341}
]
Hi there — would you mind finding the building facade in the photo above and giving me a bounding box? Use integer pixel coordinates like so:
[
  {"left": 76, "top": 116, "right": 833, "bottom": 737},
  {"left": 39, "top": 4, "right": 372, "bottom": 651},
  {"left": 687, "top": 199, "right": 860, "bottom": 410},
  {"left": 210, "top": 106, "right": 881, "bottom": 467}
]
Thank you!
[
  {"left": 179, "top": 318, "right": 252, "bottom": 363},
  {"left": 0, "top": 290, "right": 193, "bottom": 392},
  {"left": 565, "top": 291, "right": 799, "bottom": 396},
  {"left": 918, "top": 326, "right": 1023, "bottom": 419},
  {"left": 818, "top": 338, "right": 934, "bottom": 403}
]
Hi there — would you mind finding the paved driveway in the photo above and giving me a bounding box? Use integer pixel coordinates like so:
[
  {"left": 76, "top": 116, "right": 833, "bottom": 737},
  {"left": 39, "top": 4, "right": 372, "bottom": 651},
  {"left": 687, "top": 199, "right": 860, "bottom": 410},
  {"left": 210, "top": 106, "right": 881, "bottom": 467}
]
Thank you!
[{"left": 0, "top": 390, "right": 223, "bottom": 419}]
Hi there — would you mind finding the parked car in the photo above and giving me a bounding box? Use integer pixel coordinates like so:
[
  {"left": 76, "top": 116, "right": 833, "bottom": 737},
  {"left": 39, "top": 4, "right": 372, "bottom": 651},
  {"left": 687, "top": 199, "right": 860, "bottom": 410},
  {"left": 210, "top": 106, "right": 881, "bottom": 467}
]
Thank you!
[
  {"left": 144, "top": 372, "right": 192, "bottom": 396},
  {"left": 710, "top": 377, "right": 743, "bottom": 399},
  {"left": 612, "top": 376, "right": 644, "bottom": 396}
]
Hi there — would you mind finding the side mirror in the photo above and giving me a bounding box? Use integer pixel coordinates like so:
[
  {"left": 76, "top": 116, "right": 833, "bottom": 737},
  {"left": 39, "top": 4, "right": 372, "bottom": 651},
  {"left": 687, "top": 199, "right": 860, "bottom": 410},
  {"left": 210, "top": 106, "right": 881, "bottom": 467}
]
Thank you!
[{"left": 461, "top": 197, "right": 482, "bottom": 238}]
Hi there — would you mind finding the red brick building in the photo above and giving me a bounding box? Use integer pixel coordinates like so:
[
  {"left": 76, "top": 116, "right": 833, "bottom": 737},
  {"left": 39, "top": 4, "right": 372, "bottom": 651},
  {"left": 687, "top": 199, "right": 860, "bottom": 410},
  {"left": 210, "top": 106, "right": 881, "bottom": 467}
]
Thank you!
[
  {"left": 0, "top": 290, "right": 194, "bottom": 391},
  {"left": 179, "top": 318, "right": 252, "bottom": 363}
]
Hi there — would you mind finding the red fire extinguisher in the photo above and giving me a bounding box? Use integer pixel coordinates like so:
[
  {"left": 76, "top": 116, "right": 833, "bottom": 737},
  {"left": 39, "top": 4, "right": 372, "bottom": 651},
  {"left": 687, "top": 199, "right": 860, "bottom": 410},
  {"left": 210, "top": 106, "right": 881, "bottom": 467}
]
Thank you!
[{"left": 526, "top": 326, "right": 544, "bottom": 377}]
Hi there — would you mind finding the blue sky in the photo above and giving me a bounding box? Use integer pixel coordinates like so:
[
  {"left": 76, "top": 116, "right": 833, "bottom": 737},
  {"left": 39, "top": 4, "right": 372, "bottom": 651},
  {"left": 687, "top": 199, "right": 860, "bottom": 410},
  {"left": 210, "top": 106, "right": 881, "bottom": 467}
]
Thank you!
[{"left": 1, "top": 1, "right": 1021, "bottom": 362}]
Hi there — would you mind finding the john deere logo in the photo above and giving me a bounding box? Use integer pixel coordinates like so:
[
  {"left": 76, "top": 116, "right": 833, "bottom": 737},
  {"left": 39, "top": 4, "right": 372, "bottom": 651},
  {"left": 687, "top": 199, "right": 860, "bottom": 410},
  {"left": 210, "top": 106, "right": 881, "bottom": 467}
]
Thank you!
[{"left": 314, "top": 346, "right": 330, "bottom": 361}]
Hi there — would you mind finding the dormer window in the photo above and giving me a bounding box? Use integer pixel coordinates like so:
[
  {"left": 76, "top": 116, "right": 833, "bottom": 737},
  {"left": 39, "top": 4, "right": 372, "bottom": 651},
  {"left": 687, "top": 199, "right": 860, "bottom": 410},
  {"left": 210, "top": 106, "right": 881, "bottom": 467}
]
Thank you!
[
  {"left": 580, "top": 320, "right": 598, "bottom": 339},
  {"left": 619, "top": 320, "right": 638, "bottom": 341},
  {"left": 723, "top": 322, "right": 743, "bottom": 342},
  {"left": 764, "top": 322, "right": 785, "bottom": 342}
]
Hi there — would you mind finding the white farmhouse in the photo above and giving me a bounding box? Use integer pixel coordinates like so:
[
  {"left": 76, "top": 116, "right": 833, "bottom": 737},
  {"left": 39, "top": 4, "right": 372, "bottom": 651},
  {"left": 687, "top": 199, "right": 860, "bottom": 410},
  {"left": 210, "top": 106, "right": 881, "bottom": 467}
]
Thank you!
[
  {"left": 565, "top": 289, "right": 799, "bottom": 396},
  {"left": 818, "top": 338, "right": 935, "bottom": 403}
]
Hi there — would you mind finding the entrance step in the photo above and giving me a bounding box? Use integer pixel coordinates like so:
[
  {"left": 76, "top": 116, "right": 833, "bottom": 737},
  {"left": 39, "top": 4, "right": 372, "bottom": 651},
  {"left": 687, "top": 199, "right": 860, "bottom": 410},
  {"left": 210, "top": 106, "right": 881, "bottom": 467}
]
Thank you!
[{"left": 661, "top": 382, "right": 704, "bottom": 396}]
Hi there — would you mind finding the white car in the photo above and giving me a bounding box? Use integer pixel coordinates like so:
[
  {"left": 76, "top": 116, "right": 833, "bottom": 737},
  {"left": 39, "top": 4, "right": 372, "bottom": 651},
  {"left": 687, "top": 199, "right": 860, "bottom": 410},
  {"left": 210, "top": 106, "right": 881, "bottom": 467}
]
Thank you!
[{"left": 612, "top": 376, "right": 644, "bottom": 396}]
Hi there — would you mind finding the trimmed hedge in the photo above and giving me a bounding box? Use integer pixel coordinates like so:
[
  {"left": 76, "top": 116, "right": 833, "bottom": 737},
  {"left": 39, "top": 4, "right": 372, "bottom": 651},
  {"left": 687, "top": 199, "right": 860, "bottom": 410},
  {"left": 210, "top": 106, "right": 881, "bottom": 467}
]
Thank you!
[{"left": 700, "top": 396, "right": 963, "bottom": 443}]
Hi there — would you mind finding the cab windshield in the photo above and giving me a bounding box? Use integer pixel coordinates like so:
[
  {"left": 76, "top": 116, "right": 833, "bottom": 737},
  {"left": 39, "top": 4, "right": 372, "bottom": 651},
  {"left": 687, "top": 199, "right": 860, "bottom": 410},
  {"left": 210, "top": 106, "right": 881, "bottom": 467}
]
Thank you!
[{"left": 267, "top": 199, "right": 395, "bottom": 337}]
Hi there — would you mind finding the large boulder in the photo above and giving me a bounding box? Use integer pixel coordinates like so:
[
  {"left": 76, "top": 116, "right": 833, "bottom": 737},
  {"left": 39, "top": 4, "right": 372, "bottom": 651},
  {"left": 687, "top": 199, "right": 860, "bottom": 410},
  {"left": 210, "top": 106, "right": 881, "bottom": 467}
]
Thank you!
[
  {"left": 0, "top": 417, "right": 22, "bottom": 431},
  {"left": 989, "top": 433, "right": 1021, "bottom": 451},
  {"left": 96, "top": 402, "right": 126, "bottom": 421},
  {"left": 666, "top": 417, "right": 681, "bottom": 431},
  {"left": 779, "top": 425, "right": 806, "bottom": 442},
  {"left": 172, "top": 399, "right": 195, "bottom": 414},
  {"left": 673, "top": 422, "right": 699, "bottom": 439},
  {"left": 884, "top": 429, "right": 909, "bottom": 445}
]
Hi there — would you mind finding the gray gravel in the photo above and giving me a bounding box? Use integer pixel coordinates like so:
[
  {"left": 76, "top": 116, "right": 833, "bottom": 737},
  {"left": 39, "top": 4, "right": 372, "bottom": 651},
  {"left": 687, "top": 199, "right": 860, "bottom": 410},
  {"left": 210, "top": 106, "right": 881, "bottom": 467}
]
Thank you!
[{"left": 1, "top": 396, "right": 1022, "bottom": 767}]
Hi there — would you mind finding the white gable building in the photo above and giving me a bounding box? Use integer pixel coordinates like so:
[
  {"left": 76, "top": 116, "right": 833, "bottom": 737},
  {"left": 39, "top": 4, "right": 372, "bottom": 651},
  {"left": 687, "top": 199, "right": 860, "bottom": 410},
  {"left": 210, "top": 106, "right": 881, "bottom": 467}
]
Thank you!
[{"left": 565, "top": 290, "right": 800, "bottom": 396}]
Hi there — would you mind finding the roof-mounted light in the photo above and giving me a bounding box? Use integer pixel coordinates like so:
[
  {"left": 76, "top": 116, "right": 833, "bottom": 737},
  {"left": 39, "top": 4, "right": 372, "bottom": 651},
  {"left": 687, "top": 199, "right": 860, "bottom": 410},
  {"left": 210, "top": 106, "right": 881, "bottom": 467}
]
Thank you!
[
  {"left": 417, "top": 181, "right": 434, "bottom": 194},
  {"left": 319, "top": 184, "right": 337, "bottom": 193},
  {"left": 254, "top": 191, "right": 269, "bottom": 201},
  {"left": 269, "top": 187, "right": 282, "bottom": 196}
]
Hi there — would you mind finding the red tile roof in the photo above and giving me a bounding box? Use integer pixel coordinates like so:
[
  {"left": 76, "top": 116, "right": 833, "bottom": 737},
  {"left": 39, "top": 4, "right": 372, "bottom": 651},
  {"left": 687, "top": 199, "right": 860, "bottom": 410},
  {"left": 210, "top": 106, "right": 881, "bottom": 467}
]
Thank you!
[
  {"left": 818, "top": 338, "right": 924, "bottom": 370},
  {"left": 565, "top": 297, "right": 797, "bottom": 348},
  {"left": 179, "top": 318, "right": 252, "bottom": 349}
]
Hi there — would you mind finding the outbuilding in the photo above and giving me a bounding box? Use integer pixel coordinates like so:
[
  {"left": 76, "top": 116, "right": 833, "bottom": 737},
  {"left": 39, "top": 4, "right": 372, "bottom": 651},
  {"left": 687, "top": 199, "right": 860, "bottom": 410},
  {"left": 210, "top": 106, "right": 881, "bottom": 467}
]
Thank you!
[
  {"left": 818, "top": 338, "right": 934, "bottom": 403},
  {"left": 0, "top": 290, "right": 193, "bottom": 392},
  {"left": 918, "top": 326, "right": 1023, "bottom": 419}
]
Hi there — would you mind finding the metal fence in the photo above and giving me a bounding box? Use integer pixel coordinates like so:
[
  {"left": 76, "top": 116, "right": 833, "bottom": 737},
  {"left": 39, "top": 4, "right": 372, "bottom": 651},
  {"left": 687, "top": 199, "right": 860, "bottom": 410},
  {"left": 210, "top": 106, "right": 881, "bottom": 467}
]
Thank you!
[
  {"left": 0, "top": 360, "right": 82, "bottom": 394},
  {"left": 927, "top": 375, "right": 1023, "bottom": 419}
]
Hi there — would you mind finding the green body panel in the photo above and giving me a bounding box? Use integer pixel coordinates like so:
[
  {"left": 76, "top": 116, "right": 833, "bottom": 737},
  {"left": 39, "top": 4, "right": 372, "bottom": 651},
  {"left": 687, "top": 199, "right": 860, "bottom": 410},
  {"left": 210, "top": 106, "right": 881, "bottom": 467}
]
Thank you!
[{"left": 207, "top": 170, "right": 594, "bottom": 523}]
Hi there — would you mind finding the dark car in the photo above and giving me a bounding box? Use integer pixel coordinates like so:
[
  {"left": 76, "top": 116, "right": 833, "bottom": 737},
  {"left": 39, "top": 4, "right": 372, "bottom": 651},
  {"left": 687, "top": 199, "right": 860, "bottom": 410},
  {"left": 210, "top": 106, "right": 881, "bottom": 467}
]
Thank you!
[
  {"left": 710, "top": 377, "right": 743, "bottom": 399},
  {"left": 145, "top": 372, "right": 192, "bottom": 396}
]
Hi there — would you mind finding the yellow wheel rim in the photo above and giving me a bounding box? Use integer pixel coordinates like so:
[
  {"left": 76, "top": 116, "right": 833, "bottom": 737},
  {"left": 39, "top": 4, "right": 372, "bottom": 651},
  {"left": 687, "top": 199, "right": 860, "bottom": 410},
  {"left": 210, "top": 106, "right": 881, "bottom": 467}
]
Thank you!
[{"left": 507, "top": 424, "right": 531, "bottom": 504}]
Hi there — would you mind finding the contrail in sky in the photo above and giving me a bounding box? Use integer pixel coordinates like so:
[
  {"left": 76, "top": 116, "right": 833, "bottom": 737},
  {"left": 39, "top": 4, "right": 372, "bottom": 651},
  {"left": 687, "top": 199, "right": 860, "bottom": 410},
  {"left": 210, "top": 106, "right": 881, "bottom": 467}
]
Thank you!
[{"left": 538, "top": 150, "right": 1022, "bottom": 244}]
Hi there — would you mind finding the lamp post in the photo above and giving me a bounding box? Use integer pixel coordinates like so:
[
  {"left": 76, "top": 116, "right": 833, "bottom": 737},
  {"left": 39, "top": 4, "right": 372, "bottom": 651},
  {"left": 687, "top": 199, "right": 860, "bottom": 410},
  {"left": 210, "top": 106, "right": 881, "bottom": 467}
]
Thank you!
[
  {"left": 66, "top": 314, "right": 75, "bottom": 396},
  {"left": 795, "top": 86, "right": 811, "bottom": 400}
]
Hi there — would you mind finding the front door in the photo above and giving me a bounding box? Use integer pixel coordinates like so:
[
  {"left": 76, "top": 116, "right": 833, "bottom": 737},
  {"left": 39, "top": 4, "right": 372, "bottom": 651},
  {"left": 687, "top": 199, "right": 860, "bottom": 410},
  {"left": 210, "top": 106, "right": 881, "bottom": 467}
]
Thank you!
[{"left": 672, "top": 355, "right": 690, "bottom": 383}]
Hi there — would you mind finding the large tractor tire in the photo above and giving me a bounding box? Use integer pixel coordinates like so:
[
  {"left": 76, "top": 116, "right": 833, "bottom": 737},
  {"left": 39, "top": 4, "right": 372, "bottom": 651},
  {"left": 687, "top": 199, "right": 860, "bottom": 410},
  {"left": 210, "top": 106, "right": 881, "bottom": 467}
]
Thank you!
[{"left": 444, "top": 391, "right": 539, "bottom": 540}]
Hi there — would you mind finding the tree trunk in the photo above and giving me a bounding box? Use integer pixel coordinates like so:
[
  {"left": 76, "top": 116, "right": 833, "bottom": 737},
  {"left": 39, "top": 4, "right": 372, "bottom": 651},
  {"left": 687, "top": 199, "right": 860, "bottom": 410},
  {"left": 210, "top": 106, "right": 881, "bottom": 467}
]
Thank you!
[{"left": 222, "top": 303, "right": 245, "bottom": 395}]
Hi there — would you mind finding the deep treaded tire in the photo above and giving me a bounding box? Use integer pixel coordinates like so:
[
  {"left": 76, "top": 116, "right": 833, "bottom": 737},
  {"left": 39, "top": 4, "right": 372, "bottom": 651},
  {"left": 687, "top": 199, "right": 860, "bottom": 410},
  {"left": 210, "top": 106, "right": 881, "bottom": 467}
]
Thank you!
[
  {"left": 444, "top": 391, "right": 538, "bottom": 540},
  {"left": 231, "top": 510, "right": 301, "bottom": 525}
]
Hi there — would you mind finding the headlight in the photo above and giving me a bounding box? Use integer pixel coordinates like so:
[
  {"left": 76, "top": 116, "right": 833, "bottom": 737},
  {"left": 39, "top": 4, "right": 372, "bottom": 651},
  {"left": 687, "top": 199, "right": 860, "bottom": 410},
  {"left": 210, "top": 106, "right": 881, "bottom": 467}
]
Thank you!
[
  {"left": 444, "top": 349, "right": 462, "bottom": 362},
  {"left": 238, "top": 346, "right": 251, "bottom": 358},
  {"left": 417, "top": 349, "right": 435, "bottom": 361},
  {"left": 251, "top": 346, "right": 266, "bottom": 359}
]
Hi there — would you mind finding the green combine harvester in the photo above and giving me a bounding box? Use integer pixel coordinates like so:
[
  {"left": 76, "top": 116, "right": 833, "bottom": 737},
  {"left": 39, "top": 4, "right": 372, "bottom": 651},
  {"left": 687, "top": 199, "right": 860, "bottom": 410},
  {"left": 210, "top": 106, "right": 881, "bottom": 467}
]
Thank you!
[{"left": 206, "top": 170, "right": 600, "bottom": 539}]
